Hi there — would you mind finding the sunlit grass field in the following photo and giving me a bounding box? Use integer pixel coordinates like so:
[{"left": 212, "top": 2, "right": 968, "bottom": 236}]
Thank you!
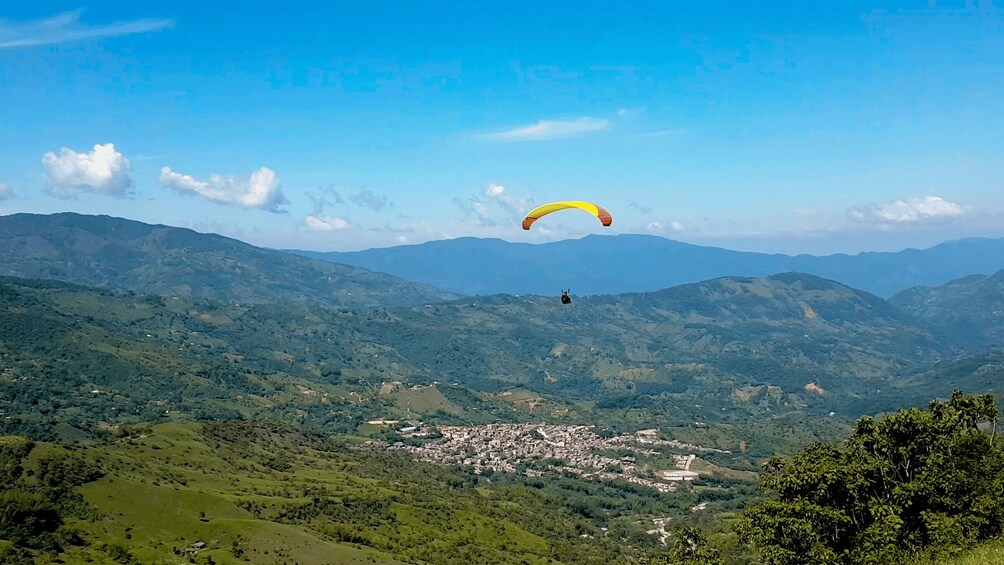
[
  {"left": 30, "top": 423, "right": 411, "bottom": 564},
  {"left": 914, "top": 537, "right": 1004, "bottom": 565}
]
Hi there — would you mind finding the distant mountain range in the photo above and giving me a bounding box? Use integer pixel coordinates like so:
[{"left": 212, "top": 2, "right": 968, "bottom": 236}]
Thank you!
[
  {"left": 291, "top": 234, "right": 1004, "bottom": 298},
  {"left": 0, "top": 213, "right": 460, "bottom": 309}
]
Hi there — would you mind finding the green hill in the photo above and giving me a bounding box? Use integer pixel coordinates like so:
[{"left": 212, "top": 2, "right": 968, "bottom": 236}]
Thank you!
[
  {"left": 1, "top": 420, "right": 693, "bottom": 564},
  {"left": 0, "top": 270, "right": 973, "bottom": 460},
  {"left": 0, "top": 212, "right": 461, "bottom": 309},
  {"left": 891, "top": 269, "right": 1004, "bottom": 345},
  {"left": 363, "top": 273, "right": 948, "bottom": 414},
  {"left": 3, "top": 243, "right": 1004, "bottom": 562}
]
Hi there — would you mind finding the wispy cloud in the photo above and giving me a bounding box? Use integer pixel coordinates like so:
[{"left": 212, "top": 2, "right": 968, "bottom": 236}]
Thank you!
[
  {"left": 484, "top": 183, "right": 534, "bottom": 221},
  {"left": 0, "top": 10, "right": 173, "bottom": 49},
  {"left": 452, "top": 183, "right": 537, "bottom": 229},
  {"left": 453, "top": 196, "right": 496, "bottom": 227},
  {"left": 42, "top": 143, "right": 134, "bottom": 198},
  {"left": 350, "top": 188, "right": 390, "bottom": 211},
  {"left": 850, "top": 195, "right": 965, "bottom": 224},
  {"left": 159, "top": 166, "right": 289, "bottom": 213},
  {"left": 639, "top": 128, "right": 686, "bottom": 138},
  {"left": 482, "top": 117, "right": 611, "bottom": 142},
  {"left": 0, "top": 183, "right": 14, "bottom": 200},
  {"left": 646, "top": 220, "right": 686, "bottom": 234},
  {"left": 628, "top": 200, "right": 652, "bottom": 213},
  {"left": 616, "top": 108, "right": 639, "bottom": 118},
  {"left": 304, "top": 215, "right": 350, "bottom": 231},
  {"left": 305, "top": 186, "right": 344, "bottom": 215}
]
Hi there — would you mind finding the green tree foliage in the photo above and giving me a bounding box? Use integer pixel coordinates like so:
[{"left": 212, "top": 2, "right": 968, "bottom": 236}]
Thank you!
[
  {"left": 0, "top": 438, "right": 103, "bottom": 555},
  {"left": 668, "top": 526, "right": 726, "bottom": 564},
  {"left": 0, "top": 437, "right": 33, "bottom": 485},
  {"left": 737, "top": 391, "right": 1004, "bottom": 564},
  {"left": 37, "top": 455, "right": 104, "bottom": 490},
  {"left": 0, "top": 491, "right": 61, "bottom": 547}
]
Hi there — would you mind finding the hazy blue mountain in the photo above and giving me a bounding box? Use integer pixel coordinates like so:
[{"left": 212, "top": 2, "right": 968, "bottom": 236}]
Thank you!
[
  {"left": 291, "top": 234, "right": 1004, "bottom": 298},
  {"left": 890, "top": 270, "right": 1004, "bottom": 345},
  {"left": 0, "top": 212, "right": 460, "bottom": 308}
]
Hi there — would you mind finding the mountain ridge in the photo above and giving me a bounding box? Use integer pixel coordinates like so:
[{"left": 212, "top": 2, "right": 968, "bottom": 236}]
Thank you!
[
  {"left": 890, "top": 268, "right": 1004, "bottom": 346},
  {"left": 292, "top": 233, "right": 1004, "bottom": 298},
  {"left": 0, "top": 212, "right": 461, "bottom": 309}
]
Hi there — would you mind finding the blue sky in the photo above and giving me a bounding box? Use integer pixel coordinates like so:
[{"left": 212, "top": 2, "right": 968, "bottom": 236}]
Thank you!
[{"left": 1, "top": 1, "right": 1002, "bottom": 254}]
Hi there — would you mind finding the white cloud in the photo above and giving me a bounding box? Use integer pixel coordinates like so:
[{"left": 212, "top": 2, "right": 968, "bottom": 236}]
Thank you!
[
  {"left": 851, "top": 195, "right": 964, "bottom": 224},
  {"left": 646, "top": 220, "right": 686, "bottom": 234},
  {"left": 483, "top": 117, "right": 610, "bottom": 142},
  {"left": 42, "top": 143, "right": 134, "bottom": 198},
  {"left": 350, "top": 188, "right": 390, "bottom": 211},
  {"left": 305, "top": 215, "right": 350, "bottom": 231},
  {"left": 159, "top": 166, "right": 288, "bottom": 213},
  {"left": 0, "top": 10, "right": 173, "bottom": 49},
  {"left": 0, "top": 183, "right": 13, "bottom": 200},
  {"left": 486, "top": 183, "right": 506, "bottom": 197}
]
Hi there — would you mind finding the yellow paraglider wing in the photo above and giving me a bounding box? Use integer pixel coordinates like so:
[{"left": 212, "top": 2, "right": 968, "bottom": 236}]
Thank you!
[{"left": 521, "top": 201, "right": 613, "bottom": 230}]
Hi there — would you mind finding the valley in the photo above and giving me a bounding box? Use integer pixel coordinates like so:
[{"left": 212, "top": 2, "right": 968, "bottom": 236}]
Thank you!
[{"left": 1, "top": 214, "right": 1002, "bottom": 563}]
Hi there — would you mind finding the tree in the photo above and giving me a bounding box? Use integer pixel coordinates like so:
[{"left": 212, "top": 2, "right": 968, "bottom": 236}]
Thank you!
[
  {"left": 737, "top": 391, "right": 1004, "bottom": 564},
  {"left": 0, "top": 490, "right": 62, "bottom": 547},
  {"left": 0, "top": 437, "right": 33, "bottom": 486},
  {"left": 668, "top": 526, "right": 726, "bottom": 565}
]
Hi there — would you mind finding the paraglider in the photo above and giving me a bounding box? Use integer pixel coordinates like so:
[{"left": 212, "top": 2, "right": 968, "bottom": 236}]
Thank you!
[
  {"left": 519, "top": 201, "right": 612, "bottom": 303},
  {"left": 521, "top": 201, "right": 613, "bottom": 230}
]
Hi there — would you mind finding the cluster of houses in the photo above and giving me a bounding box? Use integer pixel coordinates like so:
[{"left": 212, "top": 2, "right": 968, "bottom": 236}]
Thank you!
[{"left": 386, "top": 423, "right": 720, "bottom": 493}]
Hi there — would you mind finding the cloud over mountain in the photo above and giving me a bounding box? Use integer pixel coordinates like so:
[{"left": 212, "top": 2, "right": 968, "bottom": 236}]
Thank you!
[
  {"left": 851, "top": 195, "right": 965, "bottom": 225},
  {"left": 159, "top": 166, "right": 288, "bottom": 213},
  {"left": 42, "top": 143, "right": 134, "bottom": 198},
  {"left": 304, "top": 215, "right": 350, "bottom": 231}
]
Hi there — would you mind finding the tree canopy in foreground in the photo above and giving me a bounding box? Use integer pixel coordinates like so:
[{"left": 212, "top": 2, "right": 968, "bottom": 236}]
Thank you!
[{"left": 737, "top": 391, "right": 1004, "bottom": 564}]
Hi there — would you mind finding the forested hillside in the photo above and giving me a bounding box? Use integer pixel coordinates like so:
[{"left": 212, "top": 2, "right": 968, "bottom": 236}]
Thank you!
[
  {"left": 2, "top": 272, "right": 984, "bottom": 456},
  {"left": 891, "top": 270, "right": 1004, "bottom": 345},
  {"left": 3, "top": 215, "right": 1003, "bottom": 563},
  {"left": 0, "top": 213, "right": 460, "bottom": 309}
]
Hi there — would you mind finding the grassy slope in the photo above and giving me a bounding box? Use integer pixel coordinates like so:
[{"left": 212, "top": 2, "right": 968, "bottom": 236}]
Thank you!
[
  {"left": 914, "top": 538, "right": 1004, "bottom": 565},
  {"left": 23, "top": 422, "right": 670, "bottom": 564},
  {"left": 35, "top": 424, "right": 408, "bottom": 564}
]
